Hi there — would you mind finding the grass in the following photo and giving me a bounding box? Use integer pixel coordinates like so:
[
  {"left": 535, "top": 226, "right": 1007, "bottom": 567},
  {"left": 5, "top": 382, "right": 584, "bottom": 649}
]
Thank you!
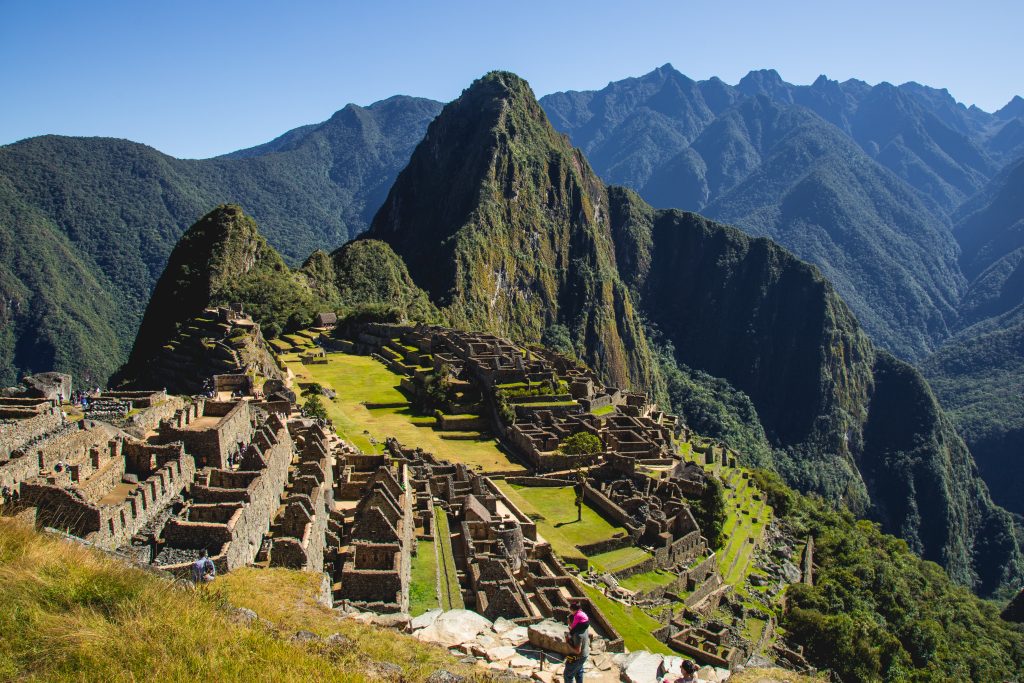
[
  {"left": 506, "top": 485, "right": 626, "bottom": 548},
  {"left": 0, "top": 519, "right": 478, "bottom": 682},
  {"left": 578, "top": 584, "right": 671, "bottom": 655},
  {"left": 434, "top": 512, "right": 464, "bottom": 610},
  {"left": 408, "top": 540, "right": 439, "bottom": 617},
  {"left": 618, "top": 568, "right": 678, "bottom": 593},
  {"left": 282, "top": 352, "right": 524, "bottom": 472},
  {"left": 590, "top": 404, "right": 616, "bottom": 417},
  {"left": 587, "top": 546, "right": 652, "bottom": 574}
]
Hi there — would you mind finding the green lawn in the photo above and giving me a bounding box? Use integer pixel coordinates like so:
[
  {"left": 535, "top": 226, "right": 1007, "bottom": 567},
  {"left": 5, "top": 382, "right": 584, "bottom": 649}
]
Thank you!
[
  {"left": 579, "top": 584, "right": 672, "bottom": 655},
  {"left": 434, "top": 511, "right": 464, "bottom": 610},
  {"left": 588, "top": 546, "right": 653, "bottom": 574},
  {"left": 618, "top": 568, "right": 679, "bottom": 593},
  {"left": 409, "top": 540, "right": 439, "bottom": 616},
  {"left": 507, "top": 485, "right": 626, "bottom": 547},
  {"left": 282, "top": 352, "right": 524, "bottom": 471},
  {"left": 591, "top": 404, "right": 616, "bottom": 417}
]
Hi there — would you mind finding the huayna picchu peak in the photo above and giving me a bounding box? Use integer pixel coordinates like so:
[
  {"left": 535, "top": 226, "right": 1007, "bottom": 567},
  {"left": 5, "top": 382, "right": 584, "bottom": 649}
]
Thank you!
[{"left": 3, "top": 50, "right": 1024, "bottom": 683}]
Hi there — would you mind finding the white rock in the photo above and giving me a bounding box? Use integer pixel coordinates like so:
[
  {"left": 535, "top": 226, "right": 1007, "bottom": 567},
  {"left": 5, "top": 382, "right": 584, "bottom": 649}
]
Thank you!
[
  {"left": 486, "top": 645, "right": 519, "bottom": 661},
  {"left": 623, "top": 651, "right": 664, "bottom": 683},
  {"left": 527, "top": 620, "right": 575, "bottom": 656},
  {"left": 410, "top": 609, "right": 442, "bottom": 631},
  {"left": 416, "top": 609, "right": 493, "bottom": 647},
  {"left": 501, "top": 626, "right": 530, "bottom": 645},
  {"left": 370, "top": 613, "right": 411, "bottom": 630},
  {"left": 661, "top": 655, "right": 683, "bottom": 676},
  {"left": 532, "top": 671, "right": 555, "bottom": 683},
  {"left": 509, "top": 655, "right": 535, "bottom": 669},
  {"left": 492, "top": 616, "right": 517, "bottom": 634}
]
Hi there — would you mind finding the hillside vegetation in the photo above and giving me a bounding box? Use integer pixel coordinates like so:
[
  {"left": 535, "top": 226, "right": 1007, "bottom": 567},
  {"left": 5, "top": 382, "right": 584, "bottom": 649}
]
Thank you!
[
  {"left": 0, "top": 519, "right": 476, "bottom": 682},
  {"left": 0, "top": 96, "right": 441, "bottom": 386},
  {"left": 360, "top": 71, "right": 1020, "bottom": 594},
  {"left": 752, "top": 471, "right": 1024, "bottom": 682}
]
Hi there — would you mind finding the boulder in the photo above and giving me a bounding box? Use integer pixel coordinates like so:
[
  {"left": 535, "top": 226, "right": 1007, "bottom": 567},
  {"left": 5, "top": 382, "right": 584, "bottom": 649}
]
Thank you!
[
  {"left": 229, "top": 607, "right": 258, "bottom": 625},
  {"left": 291, "top": 630, "right": 320, "bottom": 643},
  {"left": 486, "top": 645, "right": 519, "bottom": 662},
  {"left": 501, "top": 626, "right": 530, "bottom": 645},
  {"left": 416, "top": 609, "right": 493, "bottom": 647},
  {"left": 371, "top": 612, "right": 412, "bottom": 631},
  {"left": 527, "top": 620, "right": 575, "bottom": 656},
  {"left": 410, "top": 608, "right": 442, "bottom": 631},
  {"left": 780, "top": 561, "right": 802, "bottom": 584},
  {"left": 22, "top": 372, "right": 72, "bottom": 401},
  {"left": 426, "top": 671, "right": 466, "bottom": 683},
  {"left": 622, "top": 651, "right": 664, "bottom": 683},
  {"left": 531, "top": 671, "right": 555, "bottom": 683},
  {"left": 366, "top": 661, "right": 403, "bottom": 681}
]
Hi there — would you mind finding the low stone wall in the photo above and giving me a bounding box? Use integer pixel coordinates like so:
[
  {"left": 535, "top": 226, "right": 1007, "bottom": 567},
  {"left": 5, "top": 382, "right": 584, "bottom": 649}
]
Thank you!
[
  {"left": 503, "top": 476, "right": 575, "bottom": 487},
  {"left": 0, "top": 407, "right": 62, "bottom": 458},
  {"left": 122, "top": 396, "right": 185, "bottom": 439},
  {"left": 576, "top": 534, "right": 633, "bottom": 556}
]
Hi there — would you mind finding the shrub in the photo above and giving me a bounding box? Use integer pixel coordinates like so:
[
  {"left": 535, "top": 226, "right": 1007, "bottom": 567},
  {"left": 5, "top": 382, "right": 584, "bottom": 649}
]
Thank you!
[{"left": 560, "top": 431, "right": 602, "bottom": 455}]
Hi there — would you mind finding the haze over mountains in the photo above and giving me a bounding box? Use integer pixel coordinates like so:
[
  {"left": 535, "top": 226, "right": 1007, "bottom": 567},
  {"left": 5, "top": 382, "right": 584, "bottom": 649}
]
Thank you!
[{"left": 2, "top": 64, "right": 1023, "bottom": 522}]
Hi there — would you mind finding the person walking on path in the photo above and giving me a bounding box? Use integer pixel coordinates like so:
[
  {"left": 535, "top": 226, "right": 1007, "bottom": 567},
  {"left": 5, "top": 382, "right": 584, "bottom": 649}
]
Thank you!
[{"left": 191, "top": 549, "right": 216, "bottom": 586}]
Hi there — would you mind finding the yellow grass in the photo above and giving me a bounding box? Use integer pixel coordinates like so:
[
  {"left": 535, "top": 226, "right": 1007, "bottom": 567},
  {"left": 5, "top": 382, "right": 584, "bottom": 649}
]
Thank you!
[{"left": 0, "top": 519, "right": 485, "bottom": 682}]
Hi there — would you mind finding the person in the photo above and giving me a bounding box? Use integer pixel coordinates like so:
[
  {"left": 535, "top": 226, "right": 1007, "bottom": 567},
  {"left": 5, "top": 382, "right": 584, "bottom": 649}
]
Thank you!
[
  {"left": 563, "top": 602, "right": 590, "bottom": 683},
  {"left": 568, "top": 601, "right": 590, "bottom": 636},
  {"left": 672, "top": 660, "right": 698, "bottom": 683},
  {"left": 191, "top": 549, "right": 216, "bottom": 586}
]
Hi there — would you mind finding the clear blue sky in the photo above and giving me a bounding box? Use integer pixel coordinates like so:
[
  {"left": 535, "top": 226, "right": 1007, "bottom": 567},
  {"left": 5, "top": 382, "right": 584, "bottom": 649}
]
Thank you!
[{"left": 2, "top": 0, "right": 1020, "bottom": 159}]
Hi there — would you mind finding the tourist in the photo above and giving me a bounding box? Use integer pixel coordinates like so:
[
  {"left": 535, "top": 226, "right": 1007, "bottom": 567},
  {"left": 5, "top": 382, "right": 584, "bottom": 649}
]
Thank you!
[
  {"left": 669, "top": 660, "right": 698, "bottom": 683},
  {"left": 191, "top": 549, "right": 216, "bottom": 585},
  {"left": 568, "top": 600, "right": 590, "bottom": 636},
  {"left": 563, "top": 608, "right": 590, "bottom": 683}
]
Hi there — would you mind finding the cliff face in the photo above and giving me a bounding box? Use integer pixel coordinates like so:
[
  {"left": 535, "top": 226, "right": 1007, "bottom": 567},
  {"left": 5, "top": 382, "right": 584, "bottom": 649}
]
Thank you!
[
  {"left": 363, "top": 72, "right": 1021, "bottom": 593},
  {"left": 366, "top": 72, "right": 660, "bottom": 391}
]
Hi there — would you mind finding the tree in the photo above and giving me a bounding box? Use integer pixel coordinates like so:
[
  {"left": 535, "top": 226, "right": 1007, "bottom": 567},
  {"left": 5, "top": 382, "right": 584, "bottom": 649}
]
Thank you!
[
  {"left": 560, "top": 431, "right": 602, "bottom": 455},
  {"left": 302, "top": 394, "right": 328, "bottom": 421},
  {"left": 690, "top": 475, "right": 727, "bottom": 548}
]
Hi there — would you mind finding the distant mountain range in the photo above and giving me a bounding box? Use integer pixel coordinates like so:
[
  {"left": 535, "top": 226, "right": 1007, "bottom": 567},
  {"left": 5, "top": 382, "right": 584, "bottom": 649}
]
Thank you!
[
  {"left": 0, "top": 96, "right": 441, "bottom": 385},
  {"left": 2, "top": 65, "right": 1024, "bottom": 521}
]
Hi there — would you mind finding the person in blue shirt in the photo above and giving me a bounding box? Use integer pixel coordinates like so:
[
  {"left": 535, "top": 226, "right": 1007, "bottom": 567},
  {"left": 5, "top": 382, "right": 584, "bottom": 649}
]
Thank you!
[{"left": 191, "top": 549, "right": 216, "bottom": 585}]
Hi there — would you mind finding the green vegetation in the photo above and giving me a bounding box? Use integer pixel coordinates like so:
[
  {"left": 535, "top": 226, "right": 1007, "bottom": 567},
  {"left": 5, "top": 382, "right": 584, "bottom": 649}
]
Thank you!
[
  {"left": 501, "top": 485, "right": 623, "bottom": 548},
  {"left": 408, "top": 540, "right": 439, "bottom": 616},
  {"left": 283, "top": 351, "right": 522, "bottom": 471},
  {"left": 687, "top": 475, "right": 728, "bottom": 549},
  {"left": 755, "top": 470, "right": 1024, "bottom": 682},
  {"left": 617, "top": 569, "right": 677, "bottom": 593},
  {"left": 302, "top": 394, "right": 328, "bottom": 422},
  {"left": 559, "top": 431, "right": 602, "bottom": 455},
  {"left": 0, "top": 519, "right": 475, "bottom": 682},
  {"left": 433, "top": 512, "right": 464, "bottom": 610},
  {"left": 0, "top": 97, "right": 442, "bottom": 385},
  {"left": 578, "top": 584, "right": 671, "bottom": 655},
  {"left": 587, "top": 546, "right": 653, "bottom": 574}
]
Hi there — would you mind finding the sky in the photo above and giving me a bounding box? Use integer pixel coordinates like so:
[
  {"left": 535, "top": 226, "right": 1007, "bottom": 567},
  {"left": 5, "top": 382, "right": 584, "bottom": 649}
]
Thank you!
[{"left": 1, "top": 0, "right": 1021, "bottom": 159}]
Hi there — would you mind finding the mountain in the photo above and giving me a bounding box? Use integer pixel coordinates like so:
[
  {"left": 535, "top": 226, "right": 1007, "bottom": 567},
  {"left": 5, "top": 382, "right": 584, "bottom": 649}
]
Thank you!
[
  {"left": 923, "top": 156, "right": 1024, "bottom": 515},
  {"left": 0, "top": 96, "right": 441, "bottom": 386},
  {"left": 112, "top": 204, "right": 328, "bottom": 391},
  {"left": 363, "top": 71, "right": 1020, "bottom": 594},
  {"left": 540, "top": 65, "right": 1024, "bottom": 360}
]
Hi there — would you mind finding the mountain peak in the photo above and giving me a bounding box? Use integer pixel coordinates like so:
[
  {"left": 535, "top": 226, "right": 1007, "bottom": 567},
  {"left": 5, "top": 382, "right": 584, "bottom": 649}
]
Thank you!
[
  {"left": 996, "top": 94, "right": 1024, "bottom": 120},
  {"left": 736, "top": 69, "right": 791, "bottom": 101}
]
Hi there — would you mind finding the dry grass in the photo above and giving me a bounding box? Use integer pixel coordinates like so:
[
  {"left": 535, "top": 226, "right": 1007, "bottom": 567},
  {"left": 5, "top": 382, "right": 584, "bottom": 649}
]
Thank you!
[{"left": 0, "top": 519, "right": 483, "bottom": 682}]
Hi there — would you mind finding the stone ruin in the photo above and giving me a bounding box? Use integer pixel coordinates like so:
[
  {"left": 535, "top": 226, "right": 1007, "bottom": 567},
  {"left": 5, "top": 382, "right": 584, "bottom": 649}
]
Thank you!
[{"left": 345, "top": 322, "right": 685, "bottom": 473}]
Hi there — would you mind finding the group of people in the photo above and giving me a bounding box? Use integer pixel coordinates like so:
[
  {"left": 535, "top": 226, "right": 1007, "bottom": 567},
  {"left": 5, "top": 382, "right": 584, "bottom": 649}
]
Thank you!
[
  {"left": 65, "top": 388, "right": 100, "bottom": 407},
  {"left": 563, "top": 602, "right": 698, "bottom": 683}
]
